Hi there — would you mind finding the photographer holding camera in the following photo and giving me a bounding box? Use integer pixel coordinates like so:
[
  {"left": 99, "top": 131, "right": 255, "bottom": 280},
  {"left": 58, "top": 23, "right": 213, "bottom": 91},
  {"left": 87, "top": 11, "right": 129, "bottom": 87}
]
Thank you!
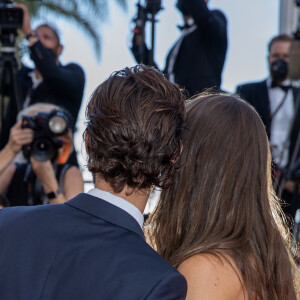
[
  {"left": 131, "top": 0, "right": 227, "bottom": 96},
  {"left": 0, "top": 103, "right": 84, "bottom": 205},
  {"left": 0, "top": 3, "right": 85, "bottom": 166}
]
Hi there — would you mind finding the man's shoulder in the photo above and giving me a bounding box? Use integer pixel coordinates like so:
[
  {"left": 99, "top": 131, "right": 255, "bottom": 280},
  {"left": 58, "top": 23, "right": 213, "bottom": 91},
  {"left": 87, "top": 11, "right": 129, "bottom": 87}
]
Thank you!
[
  {"left": 0, "top": 198, "right": 187, "bottom": 299},
  {"left": 119, "top": 239, "right": 187, "bottom": 299},
  {"left": 211, "top": 9, "right": 227, "bottom": 22},
  {"left": 65, "top": 194, "right": 185, "bottom": 292},
  {"left": 236, "top": 79, "right": 268, "bottom": 100},
  {"left": 128, "top": 233, "right": 176, "bottom": 270},
  {"left": 0, "top": 203, "right": 73, "bottom": 235},
  {"left": 0, "top": 202, "right": 63, "bottom": 217},
  {"left": 62, "top": 62, "right": 85, "bottom": 73},
  {"left": 237, "top": 79, "right": 267, "bottom": 91}
]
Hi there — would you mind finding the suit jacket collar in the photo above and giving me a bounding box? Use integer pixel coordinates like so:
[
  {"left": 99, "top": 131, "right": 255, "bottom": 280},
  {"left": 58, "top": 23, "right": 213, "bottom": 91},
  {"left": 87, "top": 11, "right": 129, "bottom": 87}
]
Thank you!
[
  {"left": 260, "top": 78, "right": 269, "bottom": 94},
  {"left": 292, "top": 86, "right": 298, "bottom": 102},
  {"left": 65, "top": 193, "right": 145, "bottom": 239},
  {"left": 257, "top": 79, "right": 271, "bottom": 134}
]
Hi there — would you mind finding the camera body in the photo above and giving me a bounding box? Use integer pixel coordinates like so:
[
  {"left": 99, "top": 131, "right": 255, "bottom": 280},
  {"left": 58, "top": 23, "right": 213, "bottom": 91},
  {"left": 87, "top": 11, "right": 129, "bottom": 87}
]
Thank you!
[
  {"left": 0, "top": 0, "right": 23, "bottom": 48},
  {"left": 0, "top": 1, "right": 23, "bottom": 31},
  {"left": 21, "top": 109, "right": 70, "bottom": 162},
  {"left": 145, "top": 0, "right": 162, "bottom": 15}
]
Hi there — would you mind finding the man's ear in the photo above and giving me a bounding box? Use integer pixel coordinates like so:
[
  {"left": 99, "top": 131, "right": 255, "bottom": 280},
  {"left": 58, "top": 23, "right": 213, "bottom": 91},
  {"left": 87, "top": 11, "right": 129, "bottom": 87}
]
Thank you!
[{"left": 57, "top": 44, "right": 63, "bottom": 57}]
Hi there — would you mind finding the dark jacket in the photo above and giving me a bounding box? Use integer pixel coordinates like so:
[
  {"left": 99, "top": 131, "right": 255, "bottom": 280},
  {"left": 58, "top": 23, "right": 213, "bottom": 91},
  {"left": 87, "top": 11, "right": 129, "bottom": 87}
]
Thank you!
[
  {"left": 164, "top": 0, "right": 227, "bottom": 96},
  {"left": 236, "top": 79, "right": 300, "bottom": 165},
  {"left": 0, "top": 193, "right": 187, "bottom": 300},
  {"left": 236, "top": 79, "right": 300, "bottom": 220},
  {"left": 131, "top": 0, "right": 227, "bottom": 97},
  {"left": 0, "top": 40, "right": 85, "bottom": 150}
]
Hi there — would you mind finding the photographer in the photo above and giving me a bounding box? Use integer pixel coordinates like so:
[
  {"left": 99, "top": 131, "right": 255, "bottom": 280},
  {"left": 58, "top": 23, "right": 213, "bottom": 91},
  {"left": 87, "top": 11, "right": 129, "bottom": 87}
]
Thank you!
[
  {"left": 236, "top": 34, "right": 300, "bottom": 224},
  {"left": 131, "top": 0, "right": 227, "bottom": 96},
  {"left": 0, "top": 103, "right": 84, "bottom": 205},
  {"left": 0, "top": 4, "right": 85, "bottom": 166}
]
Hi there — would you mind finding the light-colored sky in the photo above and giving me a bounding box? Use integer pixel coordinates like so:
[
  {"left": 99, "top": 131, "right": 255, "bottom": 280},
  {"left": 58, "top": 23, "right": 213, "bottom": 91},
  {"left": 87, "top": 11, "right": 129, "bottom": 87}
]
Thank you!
[{"left": 30, "top": 0, "right": 282, "bottom": 182}]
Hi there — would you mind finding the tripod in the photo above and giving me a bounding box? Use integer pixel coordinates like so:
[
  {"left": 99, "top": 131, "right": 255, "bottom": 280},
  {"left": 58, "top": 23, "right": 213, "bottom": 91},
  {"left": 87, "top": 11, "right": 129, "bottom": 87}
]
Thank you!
[
  {"left": 131, "top": 0, "right": 163, "bottom": 66},
  {"left": 0, "top": 30, "right": 23, "bottom": 131}
]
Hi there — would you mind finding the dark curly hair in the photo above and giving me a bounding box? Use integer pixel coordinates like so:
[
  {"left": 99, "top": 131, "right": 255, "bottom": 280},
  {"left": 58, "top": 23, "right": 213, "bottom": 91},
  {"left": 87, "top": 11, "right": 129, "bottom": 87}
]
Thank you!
[{"left": 84, "top": 65, "right": 185, "bottom": 193}]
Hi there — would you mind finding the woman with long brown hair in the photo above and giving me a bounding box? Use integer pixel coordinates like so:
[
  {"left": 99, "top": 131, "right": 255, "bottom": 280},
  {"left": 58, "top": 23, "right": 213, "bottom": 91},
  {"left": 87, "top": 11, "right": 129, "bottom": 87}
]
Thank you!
[{"left": 148, "top": 93, "right": 299, "bottom": 299}]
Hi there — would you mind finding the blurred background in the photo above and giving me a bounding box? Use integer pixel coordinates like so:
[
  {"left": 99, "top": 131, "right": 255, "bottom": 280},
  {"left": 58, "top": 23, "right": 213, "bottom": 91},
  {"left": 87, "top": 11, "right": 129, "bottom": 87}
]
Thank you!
[{"left": 21, "top": 0, "right": 297, "bottom": 193}]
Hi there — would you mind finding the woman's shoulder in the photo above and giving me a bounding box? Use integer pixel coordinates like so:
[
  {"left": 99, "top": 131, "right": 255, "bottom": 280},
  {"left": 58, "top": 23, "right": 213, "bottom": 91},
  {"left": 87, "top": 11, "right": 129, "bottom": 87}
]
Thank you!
[{"left": 178, "top": 252, "right": 246, "bottom": 300}]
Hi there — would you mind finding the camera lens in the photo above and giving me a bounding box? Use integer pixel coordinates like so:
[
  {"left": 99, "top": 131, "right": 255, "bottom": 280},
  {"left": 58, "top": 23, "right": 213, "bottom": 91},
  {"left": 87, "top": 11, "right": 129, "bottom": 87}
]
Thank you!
[
  {"left": 48, "top": 115, "right": 67, "bottom": 135},
  {"left": 31, "top": 137, "right": 57, "bottom": 162}
]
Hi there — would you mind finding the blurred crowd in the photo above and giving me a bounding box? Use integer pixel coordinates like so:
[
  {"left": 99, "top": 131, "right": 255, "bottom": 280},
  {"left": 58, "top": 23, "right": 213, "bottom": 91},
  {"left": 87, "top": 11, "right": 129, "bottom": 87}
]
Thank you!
[{"left": 0, "top": 1, "right": 299, "bottom": 299}]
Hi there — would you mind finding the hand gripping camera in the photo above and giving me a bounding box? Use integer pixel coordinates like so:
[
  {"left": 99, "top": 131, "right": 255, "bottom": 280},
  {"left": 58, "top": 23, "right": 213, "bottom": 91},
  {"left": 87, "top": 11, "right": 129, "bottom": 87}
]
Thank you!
[{"left": 21, "top": 109, "right": 70, "bottom": 162}]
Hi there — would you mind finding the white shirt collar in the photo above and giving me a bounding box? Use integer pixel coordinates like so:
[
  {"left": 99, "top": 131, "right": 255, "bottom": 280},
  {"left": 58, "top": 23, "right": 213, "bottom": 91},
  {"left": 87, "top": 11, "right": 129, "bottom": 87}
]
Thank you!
[
  {"left": 267, "top": 77, "right": 292, "bottom": 89},
  {"left": 28, "top": 71, "right": 43, "bottom": 89},
  {"left": 87, "top": 188, "right": 144, "bottom": 228}
]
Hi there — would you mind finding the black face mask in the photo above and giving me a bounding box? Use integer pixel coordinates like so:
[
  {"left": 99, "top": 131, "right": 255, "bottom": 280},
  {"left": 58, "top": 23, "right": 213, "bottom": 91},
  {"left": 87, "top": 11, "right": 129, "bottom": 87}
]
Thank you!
[
  {"left": 45, "top": 47, "right": 57, "bottom": 59},
  {"left": 30, "top": 47, "right": 57, "bottom": 62},
  {"left": 270, "top": 59, "right": 288, "bottom": 82}
]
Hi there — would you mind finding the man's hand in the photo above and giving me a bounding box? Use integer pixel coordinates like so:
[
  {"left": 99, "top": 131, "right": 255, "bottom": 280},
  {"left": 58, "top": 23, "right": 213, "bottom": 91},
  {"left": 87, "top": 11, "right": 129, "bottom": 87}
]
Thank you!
[
  {"left": 15, "top": 4, "right": 32, "bottom": 35},
  {"left": 16, "top": 4, "right": 39, "bottom": 46},
  {"left": 6, "top": 122, "right": 34, "bottom": 155},
  {"left": 0, "top": 122, "right": 33, "bottom": 175}
]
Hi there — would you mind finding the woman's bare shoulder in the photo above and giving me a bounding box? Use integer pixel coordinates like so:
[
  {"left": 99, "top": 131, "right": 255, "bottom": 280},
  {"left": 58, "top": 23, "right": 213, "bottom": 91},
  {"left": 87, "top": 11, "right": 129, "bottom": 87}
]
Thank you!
[{"left": 178, "top": 253, "right": 246, "bottom": 300}]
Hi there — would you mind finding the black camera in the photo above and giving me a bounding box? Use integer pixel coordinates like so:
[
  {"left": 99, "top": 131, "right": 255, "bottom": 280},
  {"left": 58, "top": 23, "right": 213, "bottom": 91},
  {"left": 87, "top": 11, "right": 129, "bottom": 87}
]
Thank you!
[
  {"left": 21, "top": 109, "right": 70, "bottom": 162},
  {"left": 0, "top": 0, "right": 41, "bottom": 47},
  {"left": 0, "top": 1, "right": 23, "bottom": 31},
  {"left": 145, "top": 0, "right": 162, "bottom": 15},
  {"left": 0, "top": 0, "right": 23, "bottom": 48},
  {"left": 296, "top": 0, "right": 300, "bottom": 7}
]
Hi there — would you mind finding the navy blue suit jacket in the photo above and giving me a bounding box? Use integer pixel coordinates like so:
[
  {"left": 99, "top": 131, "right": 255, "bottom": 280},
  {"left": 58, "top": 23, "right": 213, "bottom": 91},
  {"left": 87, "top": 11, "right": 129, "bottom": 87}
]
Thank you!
[{"left": 0, "top": 193, "right": 187, "bottom": 300}]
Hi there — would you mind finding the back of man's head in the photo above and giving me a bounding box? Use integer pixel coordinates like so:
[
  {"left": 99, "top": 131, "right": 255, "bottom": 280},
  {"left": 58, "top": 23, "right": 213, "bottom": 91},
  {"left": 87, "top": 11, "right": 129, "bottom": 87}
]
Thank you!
[{"left": 85, "top": 65, "right": 185, "bottom": 193}]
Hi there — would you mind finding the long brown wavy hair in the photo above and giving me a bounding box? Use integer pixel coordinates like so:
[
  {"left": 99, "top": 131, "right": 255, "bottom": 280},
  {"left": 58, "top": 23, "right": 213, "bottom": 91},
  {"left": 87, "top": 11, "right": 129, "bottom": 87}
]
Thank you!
[{"left": 148, "top": 93, "right": 299, "bottom": 299}]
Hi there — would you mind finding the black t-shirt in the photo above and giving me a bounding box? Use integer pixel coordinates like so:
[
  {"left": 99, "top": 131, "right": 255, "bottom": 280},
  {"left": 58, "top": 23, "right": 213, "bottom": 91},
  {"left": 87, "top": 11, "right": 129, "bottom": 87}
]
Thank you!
[{"left": 6, "top": 163, "right": 71, "bottom": 206}]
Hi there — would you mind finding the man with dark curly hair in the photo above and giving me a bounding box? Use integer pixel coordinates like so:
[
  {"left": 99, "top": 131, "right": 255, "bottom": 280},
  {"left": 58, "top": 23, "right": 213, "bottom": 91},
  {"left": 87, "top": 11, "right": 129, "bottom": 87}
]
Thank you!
[{"left": 0, "top": 65, "right": 187, "bottom": 299}]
